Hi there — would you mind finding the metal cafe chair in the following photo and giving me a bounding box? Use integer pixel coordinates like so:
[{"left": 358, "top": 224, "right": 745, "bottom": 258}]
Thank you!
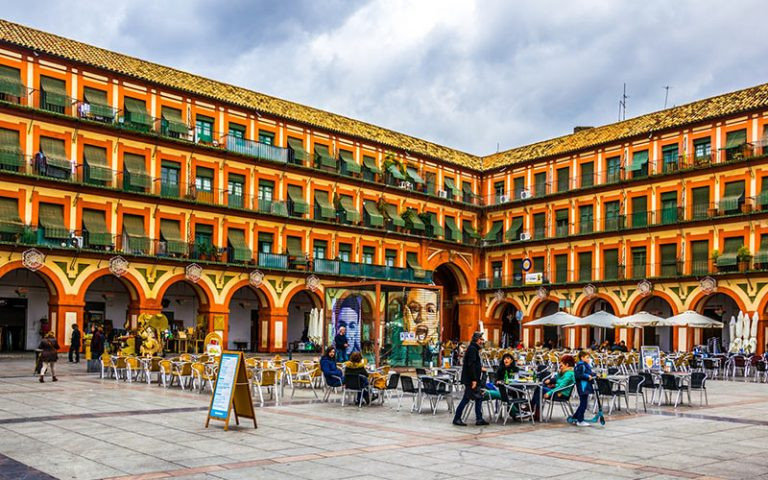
[
  {"left": 397, "top": 375, "right": 420, "bottom": 412},
  {"left": 341, "top": 374, "right": 371, "bottom": 408}
]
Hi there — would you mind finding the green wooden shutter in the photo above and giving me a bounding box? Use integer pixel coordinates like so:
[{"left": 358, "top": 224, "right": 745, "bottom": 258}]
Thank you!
[
  {"left": 287, "top": 185, "right": 309, "bottom": 214},
  {"left": 581, "top": 162, "right": 594, "bottom": 187},
  {"left": 314, "top": 191, "right": 335, "bottom": 219},
  {"left": 506, "top": 217, "right": 523, "bottom": 241},
  {"left": 83, "top": 145, "right": 112, "bottom": 182},
  {"left": 428, "top": 213, "right": 444, "bottom": 237},
  {"left": 0, "top": 65, "right": 24, "bottom": 96},
  {"left": 725, "top": 129, "right": 747, "bottom": 149},
  {"left": 631, "top": 150, "right": 649, "bottom": 171},
  {"left": 0, "top": 128, "right": 22, "bottom": 169},
  {"left": 160, "top": 219, "right": 187, "bottom": 255},
  {"left": 38, "top": 203, "right": 68, "bottom": 238},
  {"left": 483, "top": 221, "right": 503, "bottom": 241},
  {"left": 339, "top": 150, "right": 361, "bottom": 174},
  {"left": 123, "top": 153, "right": 151, "bottom": 188},
  {"left": 660, "top": 244, "right": 678, "bottom": 276},
  {"left": 287, "top": 137, "right": 308, "bottom": 163},
  {"left": 40, "top": 76, "right": 67, "bottom": 107},
  {"left": 227, "top": 229, "right": 251, "bottom": 262},
  {"left": 556, "top": 167, "right": 569, "bottom": 192},
  {"left": 339, "top": 196, "right": 360, "bottom": 223},
  {"left": 363, "top": 201, "right": 383, "bottom": 227},
  {"left": 691, "top": 186, "right": 710, "bottom": 219},
  {"left": 555, "top": 254, "right": 568, "bottom": 283},
  {"left": 578, "top": 252, "right": 592, "bottom": 282},
  {"left": 579, "top": 205, "right": 593, "bottom": 234},
  {"left": 691, "top": 240, "right": 709, "bottom": 274},
  {"left": 314, "top": 144, "right": 336, "bottom": 169},
  {"left": 631, "top": 247, "right": 647, "bottom": 279},
  {"left": 123, "top": 97, "right": 151, "bottom": 126},
  {"left": 362, "top": 155, "right": 381, "bottom": 174},
  {"left": 445, "top": 216, "right": 460, "bottom": 242},
  {"left": 286, "top": 236, "right": 303, "bottom": 256},
  {"left": 603, "top": 249, "right": 619, "bottom": 280},
  {"left": 660, "top": 191, "right": 678, "bottom": 224},
  {"left": 0, "top": 197, "right": 23, "bottom": 234},
  {"left": 631, "top": 196, "right": 647, "bottom": 227},
  {"left": 82, "top": 209, "right": 111, "bottom": 246}
]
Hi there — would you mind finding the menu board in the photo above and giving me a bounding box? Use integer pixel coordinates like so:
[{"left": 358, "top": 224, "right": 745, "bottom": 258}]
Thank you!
[
  {"left": 641, "top": 345, "right": 661, "bottom": 372},
  {"left": 209, "top": 353, "right": 238, "bottom": 419},
  {"left": 205, "top": 351, "right": 256, "bottom": 430}
]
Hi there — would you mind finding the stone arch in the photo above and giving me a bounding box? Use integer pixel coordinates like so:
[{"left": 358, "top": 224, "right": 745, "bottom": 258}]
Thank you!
[
  {"left": 75, "top": 268, "right": 145, "bottom": 305},
  {"left": 282, "top": 285, "right": 323, "bottom": 311},
  {"left": 627, "top": 291, "right": 680, "bottom": 316},
  {"left": 0, "top": 261, "right": 64, "bottom": 299},
  {"left": 425, "top": 252, "right": 472, "bottom": 295},
  {"left": 154, "top": 274, "right": 216, "bottom": 307},
  {"left": 225, "top": 280, "right": 275, "bottom": 352},
  {"left": 575, "top": 293, "right": 620, "bottom": 316},
  {"left": 489, "top": 298, "right": 524, "bottom": 348},
  {"left": 687, "top": 286, "right": 748, "bottom": 314},
  {"left": 486, "top": 297, "right": 524, "bottom": 320},
  {"left": 528, "top": 295, "right": 561, "bottom": 319},
  {"left": 222, "top": 279, "right": 276, "bottom": 311}
]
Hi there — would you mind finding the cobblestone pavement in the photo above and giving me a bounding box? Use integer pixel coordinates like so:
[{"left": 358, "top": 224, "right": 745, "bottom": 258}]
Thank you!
[{"left": 1, "top": 357, "right": 767, "bottom": 480}]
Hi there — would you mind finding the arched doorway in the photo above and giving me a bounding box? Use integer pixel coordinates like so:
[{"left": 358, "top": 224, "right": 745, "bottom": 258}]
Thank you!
[
  {"left": 286, "top": 290, "right": 321, "bottom": 353},
  {"left": 0, "top": 269, "right": 53, "bottom": 351},
  {"left": 697, "top": 293, "right": 740, "bottom": 352},
  {"left": 536, "top": 299, "right": 560, "bottom": 347},
  {"left": 160, "top": 280, "right": 209, "bottom": 353},
  {"left": 82, "top": 275, "right": 137, "bottom": 349},
  {"left": 580, "top": 297, "right": 616, "bottom": 345},
  {"left": 432, "top": 264, "right": 460, "bottom": 341},
  {"left": 498, "top": 302, "right": 520, "bottom": 348},
  {"left": 636, "top": 295, "right": 674, "bottom": 351},
  {"left": 227, "top": 285, "right": 271, "bottom": 352}
]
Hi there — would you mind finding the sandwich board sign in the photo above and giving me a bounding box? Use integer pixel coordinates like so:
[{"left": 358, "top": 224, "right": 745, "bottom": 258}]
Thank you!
[
  {"left": 640, "top": 345, "right": 661, "bottom": 372},
  {"left": 205, "top": 351, "right": 257, "bottom": 430}
]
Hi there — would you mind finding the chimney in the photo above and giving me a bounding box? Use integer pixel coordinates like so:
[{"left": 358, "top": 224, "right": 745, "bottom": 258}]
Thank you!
[{"left": 573, "top": 126, "right": 594, "bottom": 134}]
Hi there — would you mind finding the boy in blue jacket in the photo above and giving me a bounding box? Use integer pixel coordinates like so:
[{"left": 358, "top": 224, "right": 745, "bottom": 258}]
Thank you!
[{"left": 572, "top": 350, "right": 595, "bottom": 427}]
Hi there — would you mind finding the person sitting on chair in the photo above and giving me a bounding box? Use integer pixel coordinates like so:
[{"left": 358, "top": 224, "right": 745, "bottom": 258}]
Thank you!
[
  {"left": 487, "top": 353, "right": 519, "bottom": 400},
  {"left": 320, "top": 347, "right": 343, "bottom": 388},
  {"left": 344, "top": 352, "right": 371, "bottom": 405},
  {"left": 531, "top": 354, "right": 575, "bottom": 421}
]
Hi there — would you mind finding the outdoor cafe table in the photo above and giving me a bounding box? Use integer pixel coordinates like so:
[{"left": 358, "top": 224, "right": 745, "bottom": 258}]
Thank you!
[
  {"left": 416, "top": 374, "right": 454, "bottom": 413},
  {"left": 501, "top": 378, "right": 545, "bottom": 422},
  {"left": 652, "top": 371, "right": 692, "bottom": 406}
]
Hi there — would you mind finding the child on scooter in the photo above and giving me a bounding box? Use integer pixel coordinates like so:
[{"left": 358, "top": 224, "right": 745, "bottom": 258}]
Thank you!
[{"left": 572, "top": 350, "right": 595, "bottom": 427}]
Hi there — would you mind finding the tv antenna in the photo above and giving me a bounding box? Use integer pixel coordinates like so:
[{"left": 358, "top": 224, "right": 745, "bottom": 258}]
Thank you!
[
  {"left": 663, "top": 85, "right": 671, "bottom": 109},
  {"left": 618, "top": 83, "right": 628, "bottom": 121}
]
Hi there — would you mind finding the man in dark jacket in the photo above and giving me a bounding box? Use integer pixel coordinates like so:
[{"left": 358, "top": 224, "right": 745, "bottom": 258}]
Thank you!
[
  {"left": 453, "top": 331, "right": 488, "bottom": 426},
  {"left": 334, "top": 326, "right": 349, "bottom": 362},
  {"left": 90, "top": 326, "right": 105, "bottom": 359},
  {"left": 69, "top": 324, "right": 81, "bottom": 363}
]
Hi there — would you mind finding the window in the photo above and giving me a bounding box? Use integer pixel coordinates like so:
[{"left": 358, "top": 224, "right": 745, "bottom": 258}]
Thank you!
[
  {"left": 287, "top": 185, "right": 309, "bottom": 217},
  {"left": 258, "top": 130, "right": 274, "bottom": 145},
  {"left": 556, "top": 167, "right": 569, "bottom": 192},
  {"left": 160, "top": 161, "right": 180, "bottom": 198},
  {"left": 81, "top": 209, "right": 111, "bottom": 249},
  {"left": 462, "top": 181, "right": 474, "bottom": 203},
  {"left": 660, "top": 244, "right": 678, "bottom": 276},
  {"left": 603, "top": 249, "right": 619, "bottom": 280},
  {"left": 581, "top": 162, "right": 594, "bottom": 188},
  {"left": 506, "top": 216, "right": 523, "bottom": 242},
  {"left": 604, "top": 200, "right": 621, "bottom": 230},
  {"left": 362, "top": 246, "right": 375, "bottom": 265},
  {"left": 721, "top": 181, "right": 745, "bottom": 214},
  {"left": 693, "top": 137, "right": 711, "bottom": 164},
  {"left": 194, "top": 224, "right": 213, "bottom": 248},
  {"left": 339, "top": 243, "right": 352, "bottom": 262},
  {"left": 445, "top": 216, "right": 460, "bottom": 242},
  {"left": 606, "top": 156, "right": 621, "bottom": 183},
  {"left": 631, "top": 246, "right": 647, "bottom": 279},
  {"left": 258, "top": 179, "right": 274, "bottom": 208},
  {"left": 513, "top": 177, "right": 525, "bottom": 199},
  {"left": 362, "top": 155, "right": 380, "bottom": 182},
  {"left": 691, "top": 240, "right": 709, "bottom": 275},
  {"left": 491, "top": 261, "right": 503, "bottom": 287},
  {"left": 314, "top": 190, "right": 335, "bottom": 221},
  {"left": 494, "top": 181, "right": 505, "bottom": 203},
  {"left": 123, "top": 97, "right": 151, "bottom": 131},
  {"left": 533, "top": 212, "right": 546, "bottom": 239},
  {"left": 161, "top": 107, "right": 187, "bottom": 138},
  {"left": 691, "top": 186, "right": 709, "bottom": 219},
  {"left": 662, "top": 144, "right": 679, "bottom": 172},
  {"left": 229, "top": 123, "right": 246, "bottom": 139},
  {"left": 631, "top": 196, "right": 647, "bottom": 228},
  {"left": 578, "top": 252, "right": 592, "bottom": 282},
  {"left": 123, "top": 152, "right": 149, "bottom": 192},
  {"left": 228, "top": 174, "right": 245, "bottom": 208},
  {"left": 0, "top": 65, "right": 24, "bottom": 102},
  {"left": 718, "top": 237, "right": 744, "bottom": 271},
  {"left": 83, "top": 145, "right": 110, "bottom": 185},
  {"left": 724, "top": 129, "right": 748, "bottom": 161},
  {"left": 424, "top": 172, "right": 436, "bottom": 195},
  {"left": 122, "top": 214, "right": 149, "bottom": 254},
  {"left": 579, "top": 205, "right": 593, "bottom": 234},
  {"left": 0, "top": 127, "right": 22, "bottom": 172},
  {"left": 555, "top": 254, "right": 568, "bottom": 283},
  {"left": 313, "top": 240, "right": 327, "bottom": 260},
  {"left": 39, "top": 136, "right": 71, "bottom": 180},
  {"left": 486, "top": 220, "right": 504, "bottom": 244},
  {"left": 756, "top": 234, "right": 768, "bottom": 267},
  {"left": 534, "top": 172, "right": 547, "bottom": 197},
  {"left": 40, "top": 75, "right": 67, "bottom": 113},
  {"left": 511, "top": 259, "right": 523, "bottom": 285},
  {"left": 257, "top": 232, "right": 273, "bottom": 254},
  {"left": 759, "top": 176, "right": 768, "bottom": 210},
  {"left": 660, "top": 191, "right": 678, "bottom": 224},
  {"left": 195, "top": 167, "right": 214, "bottom": 203},
  {"left": 555, "top": 209, "right": 569, "bottom": 236},
  {"left": 462, "top": 219, "right": 478, "bottom": 244},
  {"left": 82, "top": 87, "right": 113, "bottom": 121},
  {"left": 385, "top": 249, "right": 397, "bottom": 267},
  {"left": 533, "top": 257, "right": 544, "bottom": 277},
  {"left": 195, "top": 115, "right": 214, "bottom": 143},
  {"left": 161, "top": 219, "right": 187, "bottom": 257},
  {"left": 630, "top": 150, "right": 649, "bottom": 178}
]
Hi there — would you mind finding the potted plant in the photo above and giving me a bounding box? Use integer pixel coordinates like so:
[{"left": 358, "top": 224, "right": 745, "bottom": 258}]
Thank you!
[
  {"left": 710, "top": 249, "right": 720, "bottom": 272},
  {"left": 195, "top": 242, "right": 211, "bottom": 261},
  {"left": 741, "top": 200, "right": 753, "bottom": 214},
  {"left": 737, "top": 246, "right": 752, "bottom": 272}
]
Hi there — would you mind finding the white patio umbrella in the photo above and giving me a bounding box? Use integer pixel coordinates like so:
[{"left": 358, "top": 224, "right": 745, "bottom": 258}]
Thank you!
[
  {"left": 741, "top": 311, "right": 751, "bottom": 346},
  {"left": 662, "top": 311, "right": 724, "bottom": 328},
  {"left": 575, "top": 310, "right": 620, "bottom": 328},
  {"left": 728, "top": 316, "right": 737, "bottom": 352},
  {"left": 525, "top": 311, "right": 580, "bottom": 327},
  {"left": 617, "top": 311, "right": 666, "bottom": 327},
  {"left": 748, "top": 312, "right": 759, "bottom": 353},
  {"left": 735, "top": 312, "right": 744, "bottom": 342}
]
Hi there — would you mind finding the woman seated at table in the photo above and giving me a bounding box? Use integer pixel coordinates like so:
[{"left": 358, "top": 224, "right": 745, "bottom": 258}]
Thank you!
[
  {"left": 486, "top": 353, "right": 519, "bottom": 400},
  {"left": 320, "top": 347, "right": 344, "bottom": 387},
  {"left": 531, "top": 354, "right": 575, "bottom": 421},
  {"left": 344, "top": 352, "right": 372, "bottom": 405}
]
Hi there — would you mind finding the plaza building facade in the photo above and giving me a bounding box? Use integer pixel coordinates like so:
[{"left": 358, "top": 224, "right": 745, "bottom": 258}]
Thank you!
[{"left": 0, "top": 20, "right": 766, "bottom": 354}]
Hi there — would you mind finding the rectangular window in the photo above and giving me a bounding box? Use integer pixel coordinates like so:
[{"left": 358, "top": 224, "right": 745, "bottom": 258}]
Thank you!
[
  {"left": 40, "top": 75, "right": 67, "bottom": 113},
  {"left": 555, "top": 254, "right": 568, "bottom": 283},
  {"left": 724, "top": 129, "right": 748, "bottom": 161},
  {"left": 123, "top": 97, "right": 151, "bottom": 130},
  {"left": 445, "top": 216, "right": 460, "bottom": 242},
  {"left": 258, "top": 179, "right": 274, "bottom": 202},
  {"left": 385, "top": 249, "right": 397, "bottom": 267},
  {"left": 160, "top": 161, "right": 180, "bottom": 198},
  {"left": 258, "top": 130, "right": 275, "bottom": 145},
  {"left": 631, "top": 246, "right": 647, "bottom": 279},
  {"left": 604, "top": 200, "right": 621, "bottom": 230},
  {"left": 513, "top": 176, "right": 525, "bottom": 199},
  {"left": 228, "top": 173, "right": 245, "bottom": 208},
  {"left": 257, "top": 232, "right": 273, "bottom": 254},
  {"left": 313, "top": 240, "right": 327, "bottom": 260},
  {"left": 194, "top": 224, "right": 213, "bottom": 248},
  {"left": 606, "top": 156, "right": 621, "bottom": 183},
  {"left": 631, "top": 150, "right": 649, "bottom": 178},
  {"left": 581, "top": 162, "right": 594, "bottom": 188},
  {"left": 534, "top": 172, "right": 547, "bottom": 197},
  {"left": 533, "top": 212, "right": 546, "bottom": 239},
  {"left": 195, "top": 167, "right": 214, "bottom": 192},
  {"left": 579, "top": 205, "right": 593, "bottom": 234},
  {"left": 555, "top": 209, "right": 569, "bottom": 236},
  {"left": 721, "top": 180, "right": 745, "bottom": 214},
  {"left": 578, "top": 252, "right": 592, "bottom": 282},
  {"left": 662, "top": 144, "right": 679, "bottom": 172},
  {"left": 462, "top": 181, "right": 474, "bottom": 203},
  {"left": 660, "top": 244, "right": 678, "bottom": 276},
  {"left": 511, "top": 259, "right": 522, "bottom": 285},
  {"left": 691, "top": 186, "right": 710, "bottom": 219},
  {"left": 556, "top": 167, "right": 569, "bottom": 192},
  {"left": 494, "top": 181, "right": 505, "bottom": 203},
  {"left": 533, "top": 257, "right": 544, "bottom": 276},
  {"left": 339, "top": 243, "right": 352, "bottom": 262},
  {"left": 228, "top": 123, "right": 246, "bottom": 139},
  {"left": 691, "top": 240, "right": 709, "bottom": 275},
  {"left": 83, "top": 144, "right": 110, "bottom": 185},
  {"left": 0, "top": 127, "right": 22, "bottom": 172},
  {"left": 693, "top": 137, "right": 711, "bottom": 164},
  {"left": 362, "top": 246, "right": 375, "bottom": 265},
  {"left": 491, "top": 261, "right": 503, "bottom": 287},
  {"left": 195, "top": 115, "right": 214, "bottom": 143},
  {"left": 0, "top": 65, "right": 24, "bottom": 101},
  {"left": 287, "top": 185, "right": 309, "bottom": 217},
  {"left": 603, "top": 249, "right": 619, "bottom": 280},
  {"left": 631, "top": 196, "right": 648, "bottom": 228},
  {"left": 660, "top": 191, "right": 678, "bottom": 224}
]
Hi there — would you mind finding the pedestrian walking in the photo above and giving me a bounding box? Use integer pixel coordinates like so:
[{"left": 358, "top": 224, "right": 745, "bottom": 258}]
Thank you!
[
  {"left": 90, "top": 325, "right": 105, "bottom": 359},
  {"left": 69, "top": 323, "right": 81, "bottom": 363},
  {"left": 452, "top": 331, "right": 488, "bottom": 426},
  {"left": 38, "top": 332, "right": 59, "bottom": 383}
]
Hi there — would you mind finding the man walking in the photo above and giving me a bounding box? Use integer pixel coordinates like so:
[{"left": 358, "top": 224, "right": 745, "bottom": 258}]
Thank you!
[
  {"left": 69, "top": 323, "right": 81, "bottom": 364},
  {"left": 452, "top": 331, "right": 488, "bottom": 426}
]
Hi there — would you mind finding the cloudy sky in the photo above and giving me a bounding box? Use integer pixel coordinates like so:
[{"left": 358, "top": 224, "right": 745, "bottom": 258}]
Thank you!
[{"left": 4, "top": 1, "right": 768, "bottom": 155}]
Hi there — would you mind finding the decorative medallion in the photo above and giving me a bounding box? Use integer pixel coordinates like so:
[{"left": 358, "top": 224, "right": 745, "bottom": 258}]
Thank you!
[
  {"left": 306, "top": 274, "right": 321, "bottom": 291},
  {"left": 185, "top": 263, "right": 203, "bottom": 284},
  {"left": 494, "top": 290, "right": 505, "bottom": 303},
  {"left": 583, "top": 284, "right": 596, "bottom": 298},
  {"left": 21, "top": 248, "right": 45, "bottom": 272},
  {"left": 699, "top": 276, "right": 717, "bottom": 295},
  {"left": 108, "top": 256, "right": 129, "bottom": 278},
  {"left": 637, "top": 279, "right": 653, "bottom": 297},
  {"left": 249, "top": 269, "right": 265, "bottom": 288},
  {"left": 536, "top": 286, "right": 548, "bottom": 300}
]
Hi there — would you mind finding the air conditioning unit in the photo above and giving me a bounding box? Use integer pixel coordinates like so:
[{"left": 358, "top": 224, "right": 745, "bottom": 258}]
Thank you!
[
  {"left": 499, "top": 194, "right": 510, "bottom": 203},
  {"left": 520, "top": 189, "right": 532, "bottom": 199},
  {"left": 399, "top": 181, "right": 412, "bottom": 190},
  {"left": 437, "top": 190, "right": 448, "bottom": 199},
  {"left": 519, "top": 231, "right": 531, "bottom": 241}
]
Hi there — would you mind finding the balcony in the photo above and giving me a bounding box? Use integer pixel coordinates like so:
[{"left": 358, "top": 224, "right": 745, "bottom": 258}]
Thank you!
[
  {"left": 258, "top": 252, "right": 288, "bottom": 269},
  {"left": 226, "top": 134, "right": 289, "bottom": 163}
]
